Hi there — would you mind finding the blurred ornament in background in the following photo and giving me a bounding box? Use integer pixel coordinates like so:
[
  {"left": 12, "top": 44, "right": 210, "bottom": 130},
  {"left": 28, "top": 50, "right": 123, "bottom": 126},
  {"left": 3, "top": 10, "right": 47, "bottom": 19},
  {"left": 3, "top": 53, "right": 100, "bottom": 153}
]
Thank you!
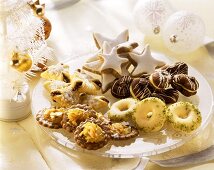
[
  {"left": 163, "top": 11, "right": 205, "bottom": 54},
  {"left": 10, "top": 51, "right": 33, "bottom": 72},
  {"left": 29, "top": 0, "right": 52, "bottom": 40},
  {"left": 133, "top": 0, "right": 174, "bottom": 35}
]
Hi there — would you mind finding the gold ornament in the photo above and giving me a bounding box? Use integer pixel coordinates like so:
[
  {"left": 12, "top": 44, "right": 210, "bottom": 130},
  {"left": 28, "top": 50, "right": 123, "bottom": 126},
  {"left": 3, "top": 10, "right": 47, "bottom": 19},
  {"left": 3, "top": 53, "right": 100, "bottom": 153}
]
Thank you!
[
  {"left": 42, "top": 16, "right": 52, "bottom": 40},
  {"left": 170, "top": 34, "right": 178, "bottom": 43},
  {"left": 10, "top": 52, "right": 33, "bottom": 72},
  {"left": 29, "top": 0, "right": 52, "bottom": 39}
]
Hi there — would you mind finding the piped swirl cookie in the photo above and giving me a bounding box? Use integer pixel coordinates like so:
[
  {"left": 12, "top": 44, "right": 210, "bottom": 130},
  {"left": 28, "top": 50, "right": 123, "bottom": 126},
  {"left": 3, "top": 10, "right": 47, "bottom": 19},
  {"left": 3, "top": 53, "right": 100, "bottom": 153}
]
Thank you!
[
  {"left": 61, "top": 104, "right": 97, "bottom": 132},
  {"left": 109, "top": 122, "right": 139, "bottom": 140},
  {"left": 74, "top": 118, "right": 111, "bottom": 150},
  {"left": 36, "top": 108, "right": 65, "bottom": 129},
  {"left": 171, "top": 74, "right": 199, "bottom": 97}
]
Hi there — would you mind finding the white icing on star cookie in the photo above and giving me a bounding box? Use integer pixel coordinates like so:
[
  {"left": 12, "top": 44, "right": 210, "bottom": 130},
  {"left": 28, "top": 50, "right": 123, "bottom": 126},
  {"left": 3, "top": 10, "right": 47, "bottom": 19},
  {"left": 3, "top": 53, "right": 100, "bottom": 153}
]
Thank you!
[
  {"left": 129, "top": 44, "right": 165, "bottom": 76},
  {"left": 93, "top": 29, "right": 129, "bottom": 53},
  {"left": 101, "top": 73, "right": 116, "bottom": 93},
  {"left": 101, "top": 42, "right": 129, "bottom": 76}
]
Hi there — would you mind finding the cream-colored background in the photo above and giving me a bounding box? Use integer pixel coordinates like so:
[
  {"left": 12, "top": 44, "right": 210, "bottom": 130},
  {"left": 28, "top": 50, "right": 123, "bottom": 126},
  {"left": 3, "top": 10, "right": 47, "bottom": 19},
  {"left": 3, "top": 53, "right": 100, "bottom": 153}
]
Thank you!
[{"left": 1, "top": 0, "right": 214, "bottom": 169}]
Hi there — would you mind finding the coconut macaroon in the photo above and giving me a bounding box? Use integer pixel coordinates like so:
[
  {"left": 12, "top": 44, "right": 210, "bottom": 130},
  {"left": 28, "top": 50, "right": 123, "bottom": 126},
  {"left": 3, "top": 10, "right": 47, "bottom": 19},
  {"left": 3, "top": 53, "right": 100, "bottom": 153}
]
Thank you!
[{"left": 166, "top": 102, "right": 202, "bottom": 133}]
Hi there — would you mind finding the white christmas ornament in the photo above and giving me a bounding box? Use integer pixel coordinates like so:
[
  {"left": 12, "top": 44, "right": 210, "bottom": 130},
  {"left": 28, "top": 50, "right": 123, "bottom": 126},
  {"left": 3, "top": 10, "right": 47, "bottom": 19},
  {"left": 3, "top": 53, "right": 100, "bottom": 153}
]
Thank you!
[
  {"left": 163, "top": 11, "right": 205, "bottom": 54},
  {"left": 133, "top": 0, "right": 173, "bottom": 35}
]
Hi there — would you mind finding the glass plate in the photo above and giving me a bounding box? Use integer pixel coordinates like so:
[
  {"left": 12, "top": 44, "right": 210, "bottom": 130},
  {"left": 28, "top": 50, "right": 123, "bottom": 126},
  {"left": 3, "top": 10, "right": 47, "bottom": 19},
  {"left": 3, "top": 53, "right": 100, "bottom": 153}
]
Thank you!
[{"left": 31, "top": 52, "right": 214, "bottom": 158}]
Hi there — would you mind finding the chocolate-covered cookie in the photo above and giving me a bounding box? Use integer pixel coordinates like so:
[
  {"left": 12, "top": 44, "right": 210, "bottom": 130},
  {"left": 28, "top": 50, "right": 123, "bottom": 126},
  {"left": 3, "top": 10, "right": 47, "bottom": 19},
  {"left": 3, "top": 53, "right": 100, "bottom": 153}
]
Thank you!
[
  {"left": 171, "top": 74, "right": 199, "bottom": 97},
  {"left": 149, "top": 71, "right": 171, "bottom": 90},
  {"left": 130, "top": 78, "right": 152, "bottom": 100},
  {"left": 111, "top": 76, "right": 133, "bottom": 99},
  {"left": 160, "top": 62, "right": 188, "bottom": 76},
  {"left": 152, "top": 88, "right": 179, "bottom": 104}
]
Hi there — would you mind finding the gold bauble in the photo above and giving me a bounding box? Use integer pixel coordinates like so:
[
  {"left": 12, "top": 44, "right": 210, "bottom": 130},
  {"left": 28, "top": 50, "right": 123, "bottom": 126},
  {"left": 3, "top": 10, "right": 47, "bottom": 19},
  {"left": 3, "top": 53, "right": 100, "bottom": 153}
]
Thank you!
[
  {"left": 10, "top": 52, "right": 33, "bottom": 72},
  {"left": 42, "top": 16, "right": 52, "bottom": 40}
]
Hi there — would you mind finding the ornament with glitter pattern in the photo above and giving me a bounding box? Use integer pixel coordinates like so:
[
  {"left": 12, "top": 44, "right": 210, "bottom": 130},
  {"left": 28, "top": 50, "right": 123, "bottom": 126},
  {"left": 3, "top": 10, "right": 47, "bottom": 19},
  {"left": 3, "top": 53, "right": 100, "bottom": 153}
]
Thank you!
[
  {"left": 163, "top": 11, "right": 205, "bottom": 53},
  {"left": 133, "top": 0, "right": 173, "bottom": 35}
]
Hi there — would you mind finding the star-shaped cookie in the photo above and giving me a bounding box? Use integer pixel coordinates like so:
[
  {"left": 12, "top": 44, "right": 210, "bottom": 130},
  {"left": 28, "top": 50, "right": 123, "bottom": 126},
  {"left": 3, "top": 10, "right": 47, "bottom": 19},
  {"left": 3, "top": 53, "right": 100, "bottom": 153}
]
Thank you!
[
  {"left": 93, "top": 29, "right": 129, "bottom": 53},
  {"left": 100, "top": 42, "right": 129, "bottom": 76},
  {"left": 129, "top": 44, "right": 165, "bottom": 76}
]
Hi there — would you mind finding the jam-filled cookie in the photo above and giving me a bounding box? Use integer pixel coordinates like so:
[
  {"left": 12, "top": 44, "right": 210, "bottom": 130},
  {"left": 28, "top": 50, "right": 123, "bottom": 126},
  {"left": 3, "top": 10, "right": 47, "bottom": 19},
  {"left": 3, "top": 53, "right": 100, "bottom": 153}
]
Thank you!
[
  {"left": 70, "top": 71, "right": 101, "bottom": 95},
  {"left": 61, "top": 104, "right": 97, "bottom": 132},
  {"left": 43, "top": 80, "right": 71, "bottom": 93},
  {"left": 41, "top": 63, "right": 71, "bottom": 83},
  {"left": 111, "top": 76, "right": 133, "bottom": 99},
  {"left": 36, "top": 108, "right": 65, "bottom": 129},
  {"left": 171, "top": 74, "right": 199, "bottom": 97},
  {"left": 74, "top": 118, "right": 111, "bottom": 150},
  {"left": 50, "top": 85, "right": 80, "bottom": 108},
  {"left": 110, "top": 122, "right": 139, "bottom": 140},
  {"left": 79, "top": 93, "right": 109, "bottom": 113}
]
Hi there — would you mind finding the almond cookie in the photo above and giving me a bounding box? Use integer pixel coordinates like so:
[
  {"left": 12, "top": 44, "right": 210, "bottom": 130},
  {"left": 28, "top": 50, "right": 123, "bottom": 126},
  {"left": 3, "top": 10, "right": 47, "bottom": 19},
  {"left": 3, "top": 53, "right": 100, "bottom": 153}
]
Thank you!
[
  {"left": 110, "top": 122, "right": 139, "bottom": 140},
  {"left": 61, "top": 104, "right": 97, "bottom": 132},
  {"left": 74, "top": 118, "right": 111, "bottom": 150},
  {"left": 36, "top": 108, "right": 65, "bottom": 129},
  {"left": 111, "top": 76, "right": 133, "bottom": 99},
  {"left": 171, "top": 74, "right": 199, "bottom": 97},
  {"left": 41, "top": 63, "right": 71, "bottom": 83}
]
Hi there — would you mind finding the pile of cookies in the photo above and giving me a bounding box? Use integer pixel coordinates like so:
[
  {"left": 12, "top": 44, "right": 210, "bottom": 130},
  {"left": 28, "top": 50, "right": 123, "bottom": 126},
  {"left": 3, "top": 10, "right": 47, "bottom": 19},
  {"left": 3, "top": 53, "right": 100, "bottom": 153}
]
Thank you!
[{"left": 35, "top": 29, "right": 202, "bottom": 151}]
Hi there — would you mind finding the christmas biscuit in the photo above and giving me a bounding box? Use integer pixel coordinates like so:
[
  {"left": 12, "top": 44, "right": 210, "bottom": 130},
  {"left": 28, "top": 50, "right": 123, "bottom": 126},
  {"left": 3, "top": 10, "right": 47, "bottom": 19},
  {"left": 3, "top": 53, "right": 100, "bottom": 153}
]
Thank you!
[
  {"left": 74, "top": 118, "right": 111, "bottom": 150},
  {"left": 36, "top": 107, "right": 65, "bottom": 129}
]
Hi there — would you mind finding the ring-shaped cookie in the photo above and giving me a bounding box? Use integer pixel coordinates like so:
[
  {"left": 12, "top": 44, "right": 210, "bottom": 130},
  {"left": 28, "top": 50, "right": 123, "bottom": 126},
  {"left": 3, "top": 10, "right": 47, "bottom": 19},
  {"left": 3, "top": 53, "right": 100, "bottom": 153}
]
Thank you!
[
  {"left": 133, "top": 97, "right": 166, "bottom": 132},
  {"left": 108, "top": 98, "right": 138, "bottom": 121},
  {"left": 166, "top": 102, "right": 202, "bottom": 133}
]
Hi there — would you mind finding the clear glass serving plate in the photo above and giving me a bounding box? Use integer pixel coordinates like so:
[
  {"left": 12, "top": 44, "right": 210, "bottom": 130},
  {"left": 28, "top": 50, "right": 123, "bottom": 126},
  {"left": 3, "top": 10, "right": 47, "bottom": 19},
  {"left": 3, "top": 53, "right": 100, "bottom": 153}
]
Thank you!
[{"left": 31, "top": 52, "right": 214, "bottom": 158}]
